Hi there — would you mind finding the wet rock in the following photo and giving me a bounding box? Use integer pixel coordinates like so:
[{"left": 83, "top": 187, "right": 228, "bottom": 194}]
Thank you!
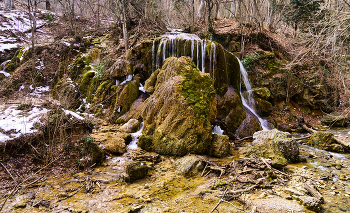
[
  {"left": 235, "top": 110, "right": 261, "bottom": 138},
  {"left": 209, "top": 133, "right": 230, "bottom": 158},
  {"left": 139, "top": 57, "right": 216, "bottom": 156},
  {"left": 252, "top": 87, "right": 271, "bottom": 100},
  {"left": 13, "top": 200, "right": 26, "bottom": 208},
  {"left": 125, "top": 161, "right": 150, "bottom": 183},
  {"left": 175, "top": 155, "right": 205, "bottom": 176},
  {"left": 52, "top": 76, "right": 81, "bottom": 109},
  {"left": 284, "top": 188, "right": 305, "bottom": 196},
  {"left": 307, "top": 131, "right": 345, "bottom": 153},
  {"left": 216, "top": 86, "right": 246, "bottom": 133},
  {"left": 246, "top": 129, "right": 299, "bottom": 167},
  {"left": 120, "top": 119, "right": 140, "bottom": 133},
  {"left": 321, "top": 112, "right": 348, "bottom": 127},
  {"left": 297, "top": 196, "right": 322, "bottom": 212},
  {"left": 84, "top": 137, "right": 105, "bottom": 166},
  {"left": 255, "top": 97, "right": 273, "bottom": 116},
  {"left": 92, "top": 132, "right": 131, "bottom": 154}
]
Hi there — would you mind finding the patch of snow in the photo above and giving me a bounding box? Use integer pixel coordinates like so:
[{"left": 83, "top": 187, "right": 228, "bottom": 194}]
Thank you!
[
  {"left": 35, "top": 60, "right": 45, "bottom": 70},
  {"left": 139, "top": 83, "right": 146, "bottom": 93},
  {"left": 19, "top": 85, "right": 25, "bottom": 91},
  {"left": 64, "top": 42, "right": 71, "bottom": 46},
  {"left": 27, "top": 86, "right": 49, "bottom": 97},
  {"left": 0, "top": 71, "right": 10, "bottom": 77},
  {"left": 0, "top": 43, "right": 20, "bottom": 52},
  {"left": 29, "top": 84, "right": 33, "bottom": 90},
  {"left": 63, "top": 110, "right": 84, "bottom": 120},
  {"left": 128, "top": 122, "right": 144, "bottom": 149},
  {"left": 0, "top": 106, "right": 48, "bottom": 142},
  {"left": 117, "top": 107, "right": 121, "bottom": 113},
  {"left": 213, "top": 125, "right": 224, "bottom": 135},
  {"left": 116, "top": 80, "right": 120, "bottom": 85}
]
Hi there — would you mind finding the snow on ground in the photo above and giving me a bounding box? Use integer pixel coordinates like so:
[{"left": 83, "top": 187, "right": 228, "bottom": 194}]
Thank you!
[
  {"left": 0, "top": 9, "right": 47, "bottom": 52},
  {"left": 27, "top": 85, "right": 49, "bottom": 98},
  {"left": 0, "top": 106, "right": 48, "bottom": 142},
  {"left": 63, "top": 109, "right": 84, "bottom": 120}
]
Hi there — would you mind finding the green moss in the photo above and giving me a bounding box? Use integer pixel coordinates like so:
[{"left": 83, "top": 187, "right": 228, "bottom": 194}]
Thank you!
[
  {"left": 92, "top": 81, "right": 111, "bottom": 103},
  {"left": 307, "top": 131, "right": 345, "bottom": 153},
  {"left": 115, "top": 80, "right": 139, "bottom": 117},
  {"left": 6, "top": 56, "right": 20, "bottom": 73},
  {"left": 211, "top": 180, "right": 227, "bottom": 189},
  {"left": 84, "top": 137, "right": 105, "bottom": 166},
  {"left": 68, "top": 57, "right": 86, "bottom": 80},
  {"left": 125, "top": 161, "right": 149, "bottom": 183},
  {"left": 79, "top": 71, "right": 95, "bottom": 97},
  {"left": 178, "top": 58, "right": 216, "bottom": 122}
]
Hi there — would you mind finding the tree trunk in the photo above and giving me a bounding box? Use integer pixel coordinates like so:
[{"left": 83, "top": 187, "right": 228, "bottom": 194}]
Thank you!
[
  {"left": 122, "top": 1, "right": 129, "bottom": 50},
  {"left": 5, "top": 0, "right": 11, "bottom": 11},
  {"left": 46, "top": 0, "right": 51, "bottom": 11},
  {"left": 198, "top": 0, "right": 204, "bottom": 21}
]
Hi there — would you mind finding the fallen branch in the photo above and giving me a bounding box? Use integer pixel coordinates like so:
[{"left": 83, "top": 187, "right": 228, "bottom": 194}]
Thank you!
[
  {"left": 300, "top": 123, "right": 316, "bottom": 134},
  {"left": 260, "top": 157, "right": 289, "bottom": 177},
  {"left": 209, "top": 188, "right": 250, "bottom": 213},
  {"left": 0, "top": 163, "right": 17, "bottom": 184},
  {"left": 304, "top": 183, "right": 324, "bottom": 203},
  {"left": 236, "top": 136, "right": 253, "bottom": 142},
  {"left": 228, "top": 184, "right": 258, "bottom": 194}
]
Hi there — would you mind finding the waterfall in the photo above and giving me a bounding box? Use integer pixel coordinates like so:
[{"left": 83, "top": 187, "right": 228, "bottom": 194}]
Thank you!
[
  {"left": 237, "top": 57, "right": 270, "bottom": 130},
  {"left": 152, "top": 40, "right": 155, "bottom": 72}
]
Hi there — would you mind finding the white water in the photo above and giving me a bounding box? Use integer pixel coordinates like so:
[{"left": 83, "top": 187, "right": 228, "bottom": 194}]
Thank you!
[
  {"left": 128, "top": 122, "right": 144, "bottom": 149},
  {"left": 237, "top": 58, "right": 270, "bottom": 130},
  {"left": 152, "top": 30, "right": 216, "bottom": 74},
  {"left": 213, "top": 125, "right": 224, "bottom": 135}
]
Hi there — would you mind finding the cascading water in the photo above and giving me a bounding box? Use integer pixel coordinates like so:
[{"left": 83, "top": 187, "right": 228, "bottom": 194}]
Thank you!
[
  {"left": 237, "top": 58, "right": 270, "bottom": 130},
  {"left": 151, "top": 29, "right": 215, "bottom": 78}
]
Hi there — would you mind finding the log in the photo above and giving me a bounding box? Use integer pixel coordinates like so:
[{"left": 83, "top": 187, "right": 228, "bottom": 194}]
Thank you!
[
  {"left": 304, "top": 183, "right": 324, "bottom": 203},
  {"left": 300, "top": 123, "right": 316, "bottom": 134}
]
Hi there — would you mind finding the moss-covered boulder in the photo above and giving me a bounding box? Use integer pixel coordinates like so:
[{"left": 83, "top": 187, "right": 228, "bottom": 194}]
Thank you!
[
  {"left": 246, "top": 129, "right": 299, "bottom": 167},
  {"left": 321, "top": 112, "right": 348, "bottom": 127},
  {"left": 252, "top": 87, "right": 272, "bottom": 100},
  {"left": 255, "top": 97, "right": 273, "bottom": 116},
  {"left": 125, "top": 161, "right": 150, "bottom": 183},
  {"left": 139, "top": 57, "right": 216, "bottom": 156},
  {"left": 235, "top": 110, "right": 261, "bottom": 138},
  {"left": 307, "top": 131, "right": 345, "bottom": 153},
  {"left": 84, "top": 137, "right": 105, "bottom": 166},
  {"left": 175, "top": 155, "right": 205, "bottom": 176},
  {"left": 209, "top": 134, "right": 230, "bottom": 158},
  {"left": 6, "top": 56, "right": 20, "bottom": 73}
]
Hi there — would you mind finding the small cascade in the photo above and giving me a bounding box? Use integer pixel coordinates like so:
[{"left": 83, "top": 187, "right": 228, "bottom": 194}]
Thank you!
[
  {"left": 0, "top": 60, "right": 11, "bottom": 77},
  {"left": 237, "top": 58, "right": 270, "bottom": 130},
  {"left": 128, "top": 122, "right": 144, "bottom": 149}
]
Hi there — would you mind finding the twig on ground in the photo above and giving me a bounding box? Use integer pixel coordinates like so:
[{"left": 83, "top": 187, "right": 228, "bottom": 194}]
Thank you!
[
  {"left": 209, "top": 188, "right": 250, "bottom": 213},
  {"left": 0, "top": 163, "right": 17, "bottom": 184},
  {"left": 260, "top": 157, "right": 289, "bottom": 177},
  {"left": 0, "top": 154, "right": 63, "bottom": 213}
]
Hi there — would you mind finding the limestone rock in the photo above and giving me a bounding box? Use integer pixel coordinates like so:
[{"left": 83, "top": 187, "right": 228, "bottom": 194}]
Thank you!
[
  {"left": 247, "top": 129, "right": 299, "bottom": 167},
  {"left": 175, "top": 155, "right": 205, "bottom": 176},
  {"left": 125, "top": 161, "right": 150, "bottom": 182},
  {"left": 92, "top": 132, "right": 131, "bottom": 154},
  {"left": 297, "top": 196, "right": 322, "bottom": 212},
  {"left": 321, "top": 112, "right": 348, "bottom": 127},
  {"left": 252, "top": 87, "right": 271, "bottom": 100},
  {"left": 138, "top": 57, "right": 216, "bottom": 156},
  {"left": 235, "top": 110, "right": 261, "bottom": 138},
  {"left": 209, "top": 134, "right": 230, "bottom": 158},
  {"left": 52, "top": 76, "right": 81, "bottom": 109},
  {"left": 13, "top": 199, "right": 26, "bottom": 208},
  {"left": 255, "top": 97, "right": 273, "bottom": 116},
  {"left": 84, "top": 137, "right": 105, "bottom": 166},
  {"left": 307, "top": 131, "right": 344, "bottom": 153},
  {"left": 120, "top": 119, "right": 140, "bottom": 133}
]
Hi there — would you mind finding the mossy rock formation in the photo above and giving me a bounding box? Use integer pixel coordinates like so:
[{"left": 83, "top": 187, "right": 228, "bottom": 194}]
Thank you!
[
  {"left": 138, "top": 57, "right": 216, "bottom": 156},
  {"left": 307, "top": 131, "right": 345, "bottom": 153}
]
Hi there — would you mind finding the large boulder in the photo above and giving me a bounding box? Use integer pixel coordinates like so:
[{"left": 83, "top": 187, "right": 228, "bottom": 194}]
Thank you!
[
  {"left": 125, "top": 161, "right": 150, "bottom": 183},
  {"left": 52, "top": 76, "right": 82, "bottom": 109},
  {"left": 91, "top": 132, "right": 132, "bottom": 154},
  {"left": 321, "top": 112, "right": 348, "bottom": 127},
  {"left": 235, "top": 110, "right": 261, "bottom": 138},
  {"left": 175, "top": 155, "right": 205, "bottom": 176},
  {"left": 209, "top": 134, "right": 230, "bottom": 158},
  {"left": 245, "top": 129, "right": 299, "bottom": 168},
  {"left": 307, "top": 131, "right": 344, "bottom": 153},
  {"left": 120, "top": 119, "right": 141, "bottom": 133},
  {"left": 138, "top": 57, "right": 217, "bottom": 156}
]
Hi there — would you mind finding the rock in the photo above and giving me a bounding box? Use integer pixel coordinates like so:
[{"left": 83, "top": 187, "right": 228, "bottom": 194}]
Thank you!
[
  {"left": 112, "top": 78, "right": 140, "bottom": 118},
  {"left": 297, "top": 196, "right": 322, "bottom": 212},
  {"left": 209, "top": 134, "right": 230, "bottom": 158},
  {"left": 138, "top": 57, "right": 217, "bottom": 156},
  {"left": 0, "top": 73, "right": 6, "bottom": 81},
  {"left": 284, "top": 188, "right": 305, "bottom": 196},
  {"left": 252, "top": 87, "right": 271, "bottom": 100},
  {"left": 92, "top": 132, "right": 131, "bottom": 154},
  {"left": 321, "top": 112, "right": 348, "bottom": 127},
  {"left": 252, "top": 129, "right": 291, "bottom": 146},
  {"left": 120, "top": 119, "right": 141, "bottom": 133},
  {"left": 246, "top": 129, "right": 299, "bottom": 167},
  {"left": 13, "top": 200, "right": 26, "bottom": 208},
  {"left": 307, "top": 131, "right": 345, "bottom": 153},
  {"left": 216, "top": 86, "right": 246, "bottom": 133},
  {"left": 52, "top": 76, "right": 82, "bottom": 109},
  {"left": 255, "top": 97, "right": 273, "bottom": 116},
  {"left": 84, "top": 137, "right": 105, "bottom": 166},
  {"left": 235, "top": 110, "right": 261, "bottom": 138},
  {"left": 175, "top": 155, "right": 205, "bottom": 176},
  {"left": 125, "top": 161, "right": 150, "bottom": 182}
]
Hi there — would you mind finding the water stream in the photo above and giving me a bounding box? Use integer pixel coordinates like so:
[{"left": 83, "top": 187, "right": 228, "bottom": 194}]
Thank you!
[{"left": 237, "top": 58, "right": 270, "bottom": 130}]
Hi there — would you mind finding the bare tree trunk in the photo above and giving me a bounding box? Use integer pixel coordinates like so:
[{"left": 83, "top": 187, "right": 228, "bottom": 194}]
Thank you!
[
  {"left": 198, "top": 0, "right": 204, "bottom": 21},
  {"left": 46, "top": 0, "right": 51, "bottom": 10},
  {"left": 122, "top": 0, "right": 128, "bottom": 50}
]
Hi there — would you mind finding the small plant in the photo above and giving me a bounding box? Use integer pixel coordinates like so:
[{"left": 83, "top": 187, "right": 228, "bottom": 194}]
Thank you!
[
  {"left": 44, "top": 13, "right": 55, "bottom": 22},
  {"left": 242, "top": 52, "right": 260, "bottom": 70},
  {"left": 16, "top": 104, "right": 32, "bottom": 110},
  {"left": 211, "top": 180, "right": 227, "bottom": 189},
  {"left": 85, "top": 136, "right": 94, "bottom": 144}
]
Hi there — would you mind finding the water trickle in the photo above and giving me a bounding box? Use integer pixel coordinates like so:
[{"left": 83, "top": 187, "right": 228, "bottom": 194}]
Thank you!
[
  {"left": 152, "top": 40, "right": 155, "bottom": 72},
  {"left": 128, "top": 122, "right": 144, "bottom": 149},
  {"left": 237, "top": 57, "right": 270, "bottom": 130},
  {"left": 191, "top": 40, "right": 194, "bottom": 60},
  {"left": 163, "top": 40, "right": 167, "bottom": 61},
  {"left": 196, "top": 40, "right": 199, "bottom": 68},
  {"left": 202, "top": 40, "right": 207, "bottom": 73}
]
